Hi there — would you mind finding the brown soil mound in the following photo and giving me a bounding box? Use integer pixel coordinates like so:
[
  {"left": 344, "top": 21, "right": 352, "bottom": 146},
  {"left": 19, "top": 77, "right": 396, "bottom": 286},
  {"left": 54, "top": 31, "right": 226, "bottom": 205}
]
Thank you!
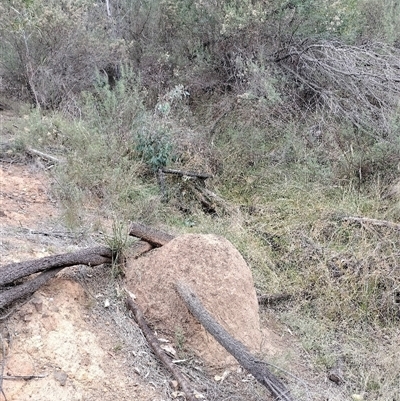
[{"left": 125, "top": 234, "right": 262, "bottom": 368}]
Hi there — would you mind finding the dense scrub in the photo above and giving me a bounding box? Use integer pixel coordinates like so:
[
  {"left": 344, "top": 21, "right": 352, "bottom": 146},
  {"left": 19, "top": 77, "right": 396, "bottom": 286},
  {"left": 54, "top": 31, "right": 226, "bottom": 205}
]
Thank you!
[{"left": 1, "top": 1, "right": 400, "bottom": 400}]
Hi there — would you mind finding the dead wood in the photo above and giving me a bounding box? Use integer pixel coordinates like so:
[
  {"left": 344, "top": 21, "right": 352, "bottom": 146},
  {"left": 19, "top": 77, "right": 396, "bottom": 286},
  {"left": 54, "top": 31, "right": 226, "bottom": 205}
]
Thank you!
[
  {"left": 126, "top": 296, "right": 197, "bottom": 401},
  {"left": 258, "top": 293, "right": 293, "bottom": 306},
  {"left": 129, "top": 222, "right": 175, "bottom": 246},
  {"left": 26, "top": 148, "right": 60, "bottom": 164},
  {"left": 0, "top": 268, "right": 63, "bottom": 310},
  {"left": 342, "top": 216, "right": 400, "bottom": 231},
  {"left": 161, "top": 168, "right": 212, "bottom": 180},
  {"left": 176, "top": 282, "right": 297, "bottom": 401},
  {"left": 0, "top": 246, "right": 113, "bottom": 287}
]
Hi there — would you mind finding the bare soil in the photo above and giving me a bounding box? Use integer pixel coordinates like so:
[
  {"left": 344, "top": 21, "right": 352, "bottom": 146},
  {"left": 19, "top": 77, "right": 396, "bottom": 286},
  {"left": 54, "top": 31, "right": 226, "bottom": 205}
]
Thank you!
[
  {"left": 0, "top": 161, "right": 291, "bottom": 401},
  {"left": 0, "top": 159, "right": 345, "bottom": 401}
]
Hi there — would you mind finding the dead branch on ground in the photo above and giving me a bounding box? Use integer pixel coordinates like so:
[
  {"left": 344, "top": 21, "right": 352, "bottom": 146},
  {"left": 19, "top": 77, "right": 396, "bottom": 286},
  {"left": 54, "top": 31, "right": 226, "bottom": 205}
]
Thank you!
[
  {"left": 342, "top": 216, "right": 400, "bottom": 231},
  {"left": 176, "top": 282, "right": 297, "bottom": 401},
  {"left": 161, "top": 168, "right": 213, "bottom": 180},
  {"left": 0, "top": 246, "right": 113, "bottom": 287},
  {"left": 258, "top": 293, "right": 293, "bottom": 306},
  {"left": 129, "top": 222, "right": 175, "bottom": 246},
  {"left": 26, "top": 148, "right": 60, "bottom": 164},
  {"left": 0, "top": 268, "right": 63, "bottom": 310},
  {"left": 126, "top": 296, "right": 198, "bottom": 401}
]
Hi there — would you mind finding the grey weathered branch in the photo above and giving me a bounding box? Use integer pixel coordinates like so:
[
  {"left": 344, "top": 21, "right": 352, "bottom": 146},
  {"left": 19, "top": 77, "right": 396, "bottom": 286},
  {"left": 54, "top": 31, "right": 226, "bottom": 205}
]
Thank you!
[
  {"left": 161, "top": 168, "right": 213, "bottom": 180},
  {"left": 176, "top": 282, "right": 297, "bottom": 401},
  {"left": 0, "top": 246, "right": 113, "bottom": 287},
  {"left": 0, "top": 268, "right": 63, "bottom": 310},
  {"left": 26, "top": 148, "right": 61, "bottom": 164},
  {"left": 342, "top": 216, "right": 400, "bottom": 231},
  {"left": 129, "top": 222, "right": 175, "bottom": 246},
  {"left": 258, "top": 293, "right": 293, "bottom": 306},
  {"left": 126, "top": 296, "right": 198, "bottom": 401}
]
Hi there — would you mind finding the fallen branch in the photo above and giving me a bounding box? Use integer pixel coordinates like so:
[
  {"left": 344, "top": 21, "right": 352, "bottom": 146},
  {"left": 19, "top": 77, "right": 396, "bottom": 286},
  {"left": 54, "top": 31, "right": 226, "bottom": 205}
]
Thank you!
[
  {"left": 1, "top": 374, "right": 47, "bottom": 380},
  {"left": 0, "top": 246, "right": 113, "bottom": 287},
  {"left": 176, "top": 282, "right": 297, "bottom": 401},
  {"left": 26, "top": 148, "right": 60, "bottom": 164},
  {"left": 126, "top": 296, "right": 197, "bottom": 401},
  {"left": 342, "top": 216, "right": 400, "bottom": 231},
  {"left": 129, "top": 222, "right": 175, "bottom": 246},
  {"left": 0, "top": 268, "right": 62, "bottom": 310},
  {"left": 161, "top": 168, "right": 212, "bottom": 180},
  {"left": 258, "top": 293, "right": 293, "bottom": 306}
]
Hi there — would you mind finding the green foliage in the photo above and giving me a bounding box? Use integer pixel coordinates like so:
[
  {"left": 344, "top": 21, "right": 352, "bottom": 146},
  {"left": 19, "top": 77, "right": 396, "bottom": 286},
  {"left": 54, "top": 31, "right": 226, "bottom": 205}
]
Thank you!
[{"left": 135, "top": 130, "right": 173, "bottom": 171}]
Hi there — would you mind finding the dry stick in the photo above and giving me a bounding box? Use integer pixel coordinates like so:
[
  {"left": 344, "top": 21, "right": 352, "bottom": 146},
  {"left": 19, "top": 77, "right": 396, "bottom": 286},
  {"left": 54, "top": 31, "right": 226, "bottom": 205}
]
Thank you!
[
  {"left": 0, "top": 246, "right": 113, "bottom": 287},
  {"left": 1, "top": 374, "right": 47, "bottom": 380},
  {"left": 176, "top": 282, "right": 297, "bottom": 401},
  {"left": 258, "top": 293, "right": 293, "bottom": 306},
  {"left": 0, "top": 334, "right": 6, "bottom": 401},
  {"left": 0, "top": 268, "right": 63, "bottom": 310},
  {"left": 129, "top": 222, "right": 175, "bottom": 247},
  {"left": 161, "top": 168, "right": 213, "bottom": 180},
  {"left": 26, "top": 148, "right": 60, "bottom": 164},
  {"left": 342, "top": 216, "right": 400, "bottom": 231},
  {"left": 125, "top": 297, "right": 197, "bottom": 401}
]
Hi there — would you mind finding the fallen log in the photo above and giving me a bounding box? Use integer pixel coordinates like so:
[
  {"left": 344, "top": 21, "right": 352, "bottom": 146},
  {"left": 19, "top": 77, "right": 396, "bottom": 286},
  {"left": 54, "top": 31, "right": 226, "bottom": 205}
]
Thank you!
[
  {"left": 129, "top": 222, "right": 175, "bottom": 246},
  {"left": 0, "top": 246, "right": 113, "bottom": 287},
  {"left": 126, "top": 296, "right": 197, "bottom": 401},
  {"left": 0, "top": 268, "right": 63, "bottom": 309},
  {"left": 176, "top": 282, "right": 297, "bottom": 401}
]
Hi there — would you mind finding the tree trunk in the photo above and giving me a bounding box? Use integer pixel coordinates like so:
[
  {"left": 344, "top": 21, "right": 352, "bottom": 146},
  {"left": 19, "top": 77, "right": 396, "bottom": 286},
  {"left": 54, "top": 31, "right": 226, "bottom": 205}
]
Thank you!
[
  {"left": 129, "top": 222, "right": 175, "bottom": 246},
  {"left": 0, "top": 246, "right": 113, "bottom": 287},
  {"left": 176, "top": 282, "right": 297, "bottom": 401}
]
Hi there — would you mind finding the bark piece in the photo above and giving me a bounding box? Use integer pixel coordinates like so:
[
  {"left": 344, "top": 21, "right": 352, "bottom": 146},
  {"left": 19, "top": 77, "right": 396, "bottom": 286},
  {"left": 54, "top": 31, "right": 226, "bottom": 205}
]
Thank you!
[
  {"left": 129, "top": 222, "right": 175, "bottom": 246},
  {"left": 0, "top": 268, "right": 62, "bottom": 309},
  {"left": 126, "top": 296, "right": 197, "bottom": 401},
  {"left": 0, "top": 246, "right": 113, "bottom": 287},
  {"left": 176, "top": 282, "right": 297, "bottom": 401}
]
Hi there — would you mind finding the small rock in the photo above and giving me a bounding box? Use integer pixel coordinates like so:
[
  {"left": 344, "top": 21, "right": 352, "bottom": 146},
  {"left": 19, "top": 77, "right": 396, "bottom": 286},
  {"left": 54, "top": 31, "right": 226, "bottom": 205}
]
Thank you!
[
  {"left": 328, "top": 371, "right": 344, "bottom": 385},
  {"left": 54, "top": 370, "right": 68, "bottom": 386},
  {"left": 32, "top": 298, "right": 43, "bottom": 313}
]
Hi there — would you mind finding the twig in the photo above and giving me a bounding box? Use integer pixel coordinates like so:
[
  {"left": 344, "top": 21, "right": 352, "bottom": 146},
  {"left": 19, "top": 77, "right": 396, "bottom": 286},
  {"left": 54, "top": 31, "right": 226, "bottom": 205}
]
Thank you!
[
  {"left": 1, "top": 374, "right": 47, "bottom": 380},
  {"left": 126, "top": 296, "right": 198, "bottom": 401},
  {"left": 342, "top": 216, "right": 400, "bottom": 231},
  {"left": 0, "top": 336, "right": 5, "bottom": 401}
]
